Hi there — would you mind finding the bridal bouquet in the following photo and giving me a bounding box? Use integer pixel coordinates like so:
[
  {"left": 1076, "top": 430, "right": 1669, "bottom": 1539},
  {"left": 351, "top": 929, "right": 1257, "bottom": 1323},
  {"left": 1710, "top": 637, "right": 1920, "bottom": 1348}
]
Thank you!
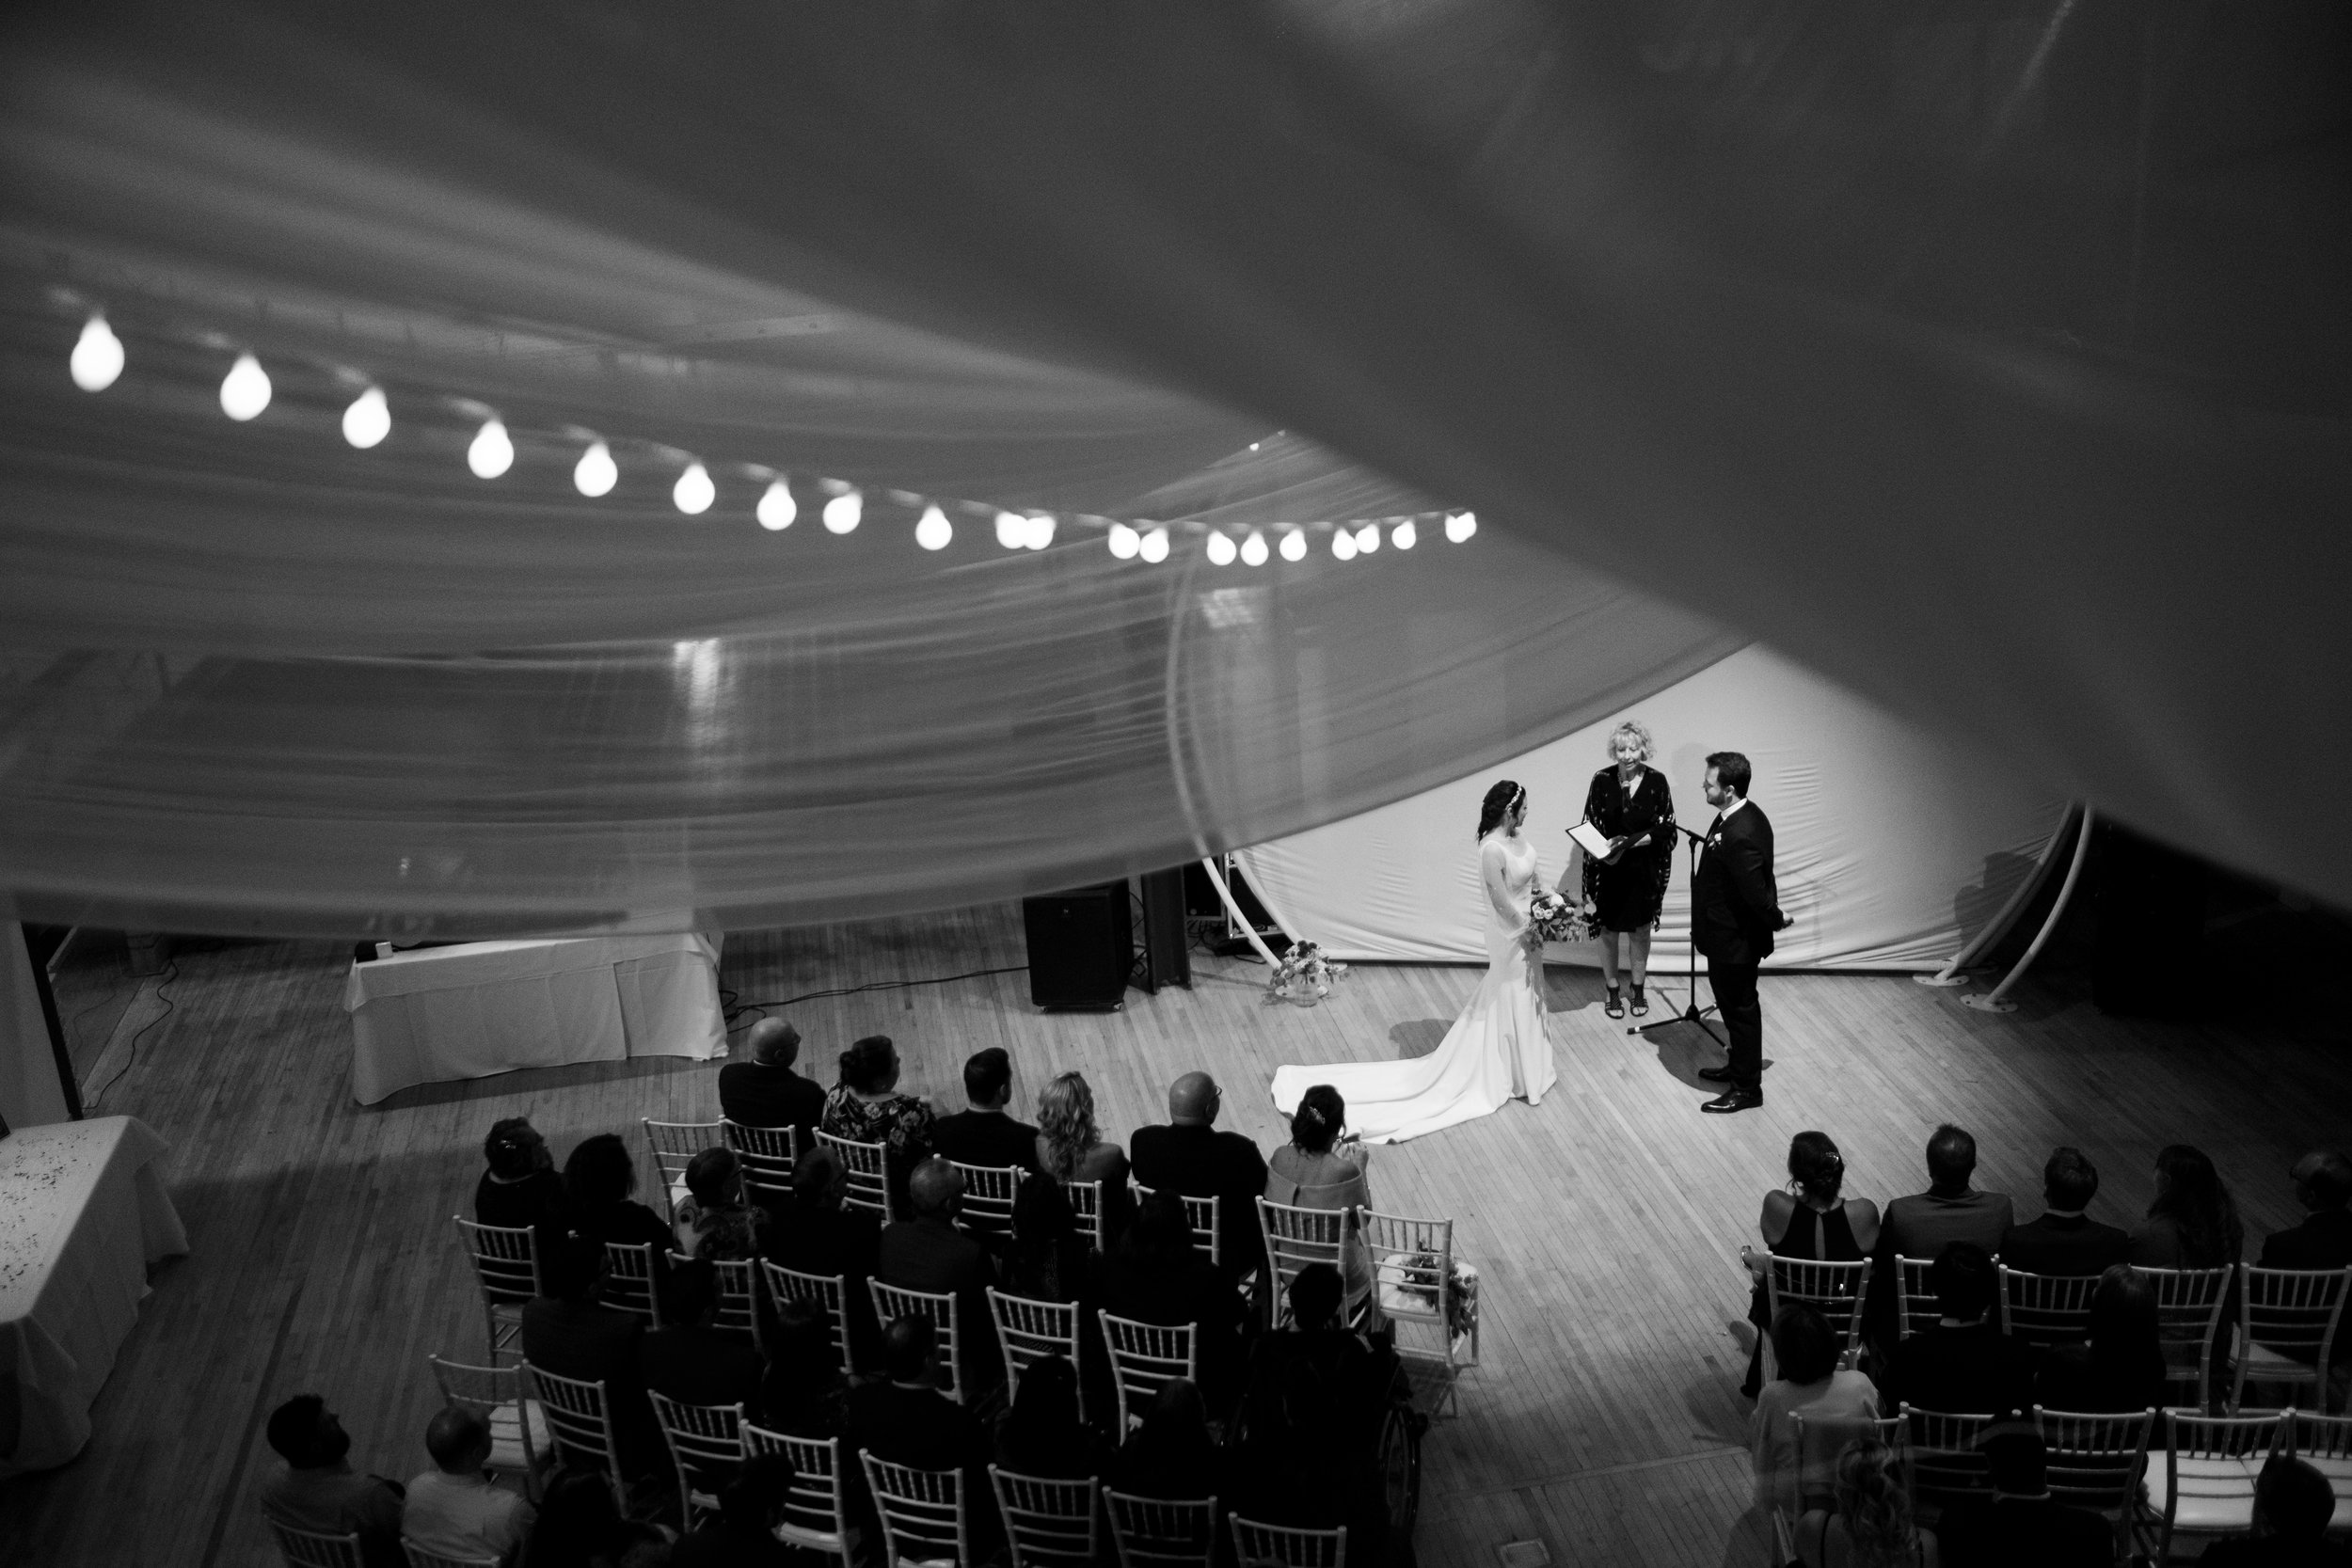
[
  {"left": 1529, "top": 890, "right": 1579, "bottom": 942},
  {"left": 1265, "top": 940, "right": 1348, "bottom": 1006}
]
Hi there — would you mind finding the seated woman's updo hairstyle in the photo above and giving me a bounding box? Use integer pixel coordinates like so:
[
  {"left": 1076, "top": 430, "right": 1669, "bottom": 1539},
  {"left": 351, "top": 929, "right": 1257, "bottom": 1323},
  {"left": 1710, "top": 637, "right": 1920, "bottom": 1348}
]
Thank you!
[
  {"left": 1786, "top": 1131, "right": 1846, "bottom": 1205},
  {"left": 1475, "top": 779, "right": 1525, "bottom": 841},
  {"left": 1290, "top": 1085, "right": 1346, "bottom": 1154},
  {"left": 838, "top": 1035, "right": 898, "bottom": 1094}
]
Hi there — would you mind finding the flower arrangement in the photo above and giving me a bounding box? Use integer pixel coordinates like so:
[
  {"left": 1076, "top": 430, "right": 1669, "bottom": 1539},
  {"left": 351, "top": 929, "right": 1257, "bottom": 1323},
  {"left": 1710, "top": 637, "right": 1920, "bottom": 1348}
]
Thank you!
[
  {"left": 1265, "top": 940, "right": 1348, "bottom": 1006},
  {"left": 1529, "top": 890, "right": 1580, "bottom": 942},
  {"left": 1387, "top": 1252, "right": 1480, "bottom": 1347}
]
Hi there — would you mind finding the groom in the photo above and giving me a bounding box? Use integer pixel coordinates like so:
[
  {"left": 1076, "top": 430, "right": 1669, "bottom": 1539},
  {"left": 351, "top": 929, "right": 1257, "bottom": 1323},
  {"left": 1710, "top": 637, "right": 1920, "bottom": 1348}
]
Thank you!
[{"left": 1694, "top": 751, "right": 1788, "bottom": 1115}]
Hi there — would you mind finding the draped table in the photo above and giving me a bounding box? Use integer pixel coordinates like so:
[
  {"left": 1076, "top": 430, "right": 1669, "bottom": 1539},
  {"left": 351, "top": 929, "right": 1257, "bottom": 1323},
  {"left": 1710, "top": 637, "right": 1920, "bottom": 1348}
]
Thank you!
[
  {"left": 0, "top": 1116, "right": 188, "bottom": 1478},
  {"left": 342, "top": 932, "right": 727, "bottom": 1104}
]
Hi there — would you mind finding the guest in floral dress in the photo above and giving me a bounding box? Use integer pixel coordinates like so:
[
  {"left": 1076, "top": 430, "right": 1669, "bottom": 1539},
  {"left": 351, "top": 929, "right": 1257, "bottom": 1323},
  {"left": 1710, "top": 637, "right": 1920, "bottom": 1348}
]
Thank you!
[
  {"left": 672, "top": 1146, "right": 769, "bottom": 1262},
  {"left": 820, "top": 1035, "right": 936, "bottom": 1220}
]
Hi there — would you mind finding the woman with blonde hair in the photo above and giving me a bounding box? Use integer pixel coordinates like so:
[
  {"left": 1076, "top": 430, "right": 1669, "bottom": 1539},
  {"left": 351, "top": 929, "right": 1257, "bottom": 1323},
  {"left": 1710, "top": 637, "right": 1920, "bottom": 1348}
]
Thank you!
[
  {"left": 1794, "top": 1436, "right": 1938, "bottom": 1567},
  {"left": 1035, "top": 1070, "right": 1132, "bottom": 1243},
  {"left": 1579, "top": 719, "right": 1675, "bottom": 1019}
]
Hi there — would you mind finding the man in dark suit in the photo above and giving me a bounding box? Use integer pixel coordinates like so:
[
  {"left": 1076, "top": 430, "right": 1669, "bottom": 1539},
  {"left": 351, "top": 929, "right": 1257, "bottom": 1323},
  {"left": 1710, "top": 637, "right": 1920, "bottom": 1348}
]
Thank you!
[
  {"left": 2002, "top": 1146, "right": 2133, "bottom": 1276},
  {"left": 718, "top": 1017, "right": 827, "bottom": 1141},
  {"left": 930, "top": 1047, "right": 1041, "bottom": 1173},
  {"left": 877, "top": 1157, "right": 1002, "bottom": 1391},
  {"left": 520, "top": 1233, "right": 662, "bottom": 1481},
  {"left": 1935, "top": 1425, "right": 2116, "bottom": 1568},
  {"left": 1692, "top": 750, "right": 1786, "bottom": 1114},
  {"left": 843, "top": 1316, "right": 996, "bottom": 1552},
  {"left": 764, "top": 1147, "right": 883, "bottom": 1368},
  {"left": 640, "top": 1258, "right": 765, "bottom": 1415},
  {"left": 1129, "top": 1070, "right": 1271, "bottom": 1283},
  {"left": 2259, "top": 1150, "right": 2352, "bottom": 1271},
  {"left": 1875, "top": 1243, "right": 2035, "bottom": 1418}
]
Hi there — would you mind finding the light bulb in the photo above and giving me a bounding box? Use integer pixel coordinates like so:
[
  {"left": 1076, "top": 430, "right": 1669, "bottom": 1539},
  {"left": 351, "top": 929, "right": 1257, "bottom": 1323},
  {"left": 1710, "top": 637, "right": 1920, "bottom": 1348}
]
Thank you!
[
  {"left": 673, "top": 462, "right": 715, "bottom": 515},
  {"left": 341, "top": 386, "right": 390, "bottom": 449},
  {"left": 1107, "top": 523, "right": 1140, "bottom": 559},
  {"left": 1240, "top": 531, "right": 1270, "bottom": 566},
  {"left": 1023, "top": 514, "right": 1056, "bottom": 550},
  {"left": 467, "top": 419, "right": 514, "bottom": 479},
  {"left": 219, "top": 352, "right": 271, "bottom": 421},
  {"left": 574, "top": 440, "right": 618, "bottom": 498},
  {"left": 1354, "top": 522, "right": 1380, "bottom": 554},
  {"left": 1138, "top": 527, "right": 1170, "bottom": 563},
  {"left": 1446, "top": 510, "right": 1478, "bottom": 543},
  {"left": 1331, "top": 529, "right": 1358, "bottom": 562},
  {"left": 995, "top": 512, "right": 1026, "bottom": 549},
  {"left": 822, "top": 490, "right": 862, "bottom": 533},
  {"left": 757, "top": 480, "right": 797, "bottom": 531},
  {"left": 915, "top": 504, "right": 953, "bottom": 550},
  {"left": 1278, "top": 529, "right": 1307, "bottom": 562},
  {"left": 1206, "top": 531, "right": 1238, "bottom": 566},
  {"left": 71, "top": 315, "right": 124, "bottom": 392},
  {"left": 1391, "top": 519, "right": 1417, "bottom": 550}
]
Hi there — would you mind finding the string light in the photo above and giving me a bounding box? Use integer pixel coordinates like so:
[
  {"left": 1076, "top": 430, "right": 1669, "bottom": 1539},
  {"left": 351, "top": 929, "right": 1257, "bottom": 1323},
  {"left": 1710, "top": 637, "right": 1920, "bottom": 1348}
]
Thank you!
[
  {"left": 822, "top": 489, "right": 862, "bottom": 534},
  {"left": 1139, "top": 527, "right": 1170, "bottom": 563},
  {"left": 757, "top": 480, "right": 797, "bottom": 531},
  {"left": 1278, "top": 529, "right": 1307, "bottom": 562},
  {"left": 1353, "top": 523, "right": 1380, "bottom": 554},
  {"left": 1391, "top": 519, "right": 1417, "bottom": 550},
  {"left": 673, "top": 462, "right": 715, "bottom": 515},
  {"left": 1206, "top": 531, "right": 1238, "bottom": 566},
  {"left": 1023, "top": 514, "right": 1056, "bottom": 550},
  {"left": 1445, "top": 511, "right": 1478, "bottom": 543},
  {"left": 71, "top": 315, "right": 124, "bottom": 391},
  {"left": 574, "top": 440, "right": 618, "bottom": 498},
  {"left": 915, "top": 503, "right": 953, "bottom": 550},
  {"left": 1332, "top": 529, "right": 1359, "bottom": 562},
  {"left": 341, "top": 386, "right": 390, "bottom": 449},
  {"left": 219, "top": 352, "right": 271, "bottom": 421},
  {"left": 1107, "top": 523, "right": 1140, "bottom": 559},
  {"left": 467, "top": 419, "right": 514, "bottom": 479},
  {"left": 1240, "top": 530, "right": 1270, "bottom": 566},
  {"left": 995, "top": 511, "right": 1026, "bottom": 549}
]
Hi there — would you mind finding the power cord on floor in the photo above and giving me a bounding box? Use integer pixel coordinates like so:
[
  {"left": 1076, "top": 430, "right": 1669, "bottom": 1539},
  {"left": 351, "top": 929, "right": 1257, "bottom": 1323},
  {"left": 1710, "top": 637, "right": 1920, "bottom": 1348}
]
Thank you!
[
  {"left": 86, "top": 958, "right": 176, "bottom": 1111},
  {"left": 725, "top": 962, "right": 1029, "bottom": 1033}
]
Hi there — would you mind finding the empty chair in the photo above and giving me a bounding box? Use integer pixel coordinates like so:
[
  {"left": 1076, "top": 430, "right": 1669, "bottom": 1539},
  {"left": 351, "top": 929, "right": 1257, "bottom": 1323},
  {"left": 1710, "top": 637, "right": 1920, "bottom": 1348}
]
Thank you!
[
  {"left": 992, "top": 1289, "right": 1086, "bottom": 1419},
  {"left": 1359, "top": 1209, "right": 1476, "bottom": 1417},
  {"left": 1789, "top": 1409, "right": 1903, "bottom": 1517},
  {"left": 520, "top": 1363, "right": 632, "bottom": 1517},
  {"left": 1763, "top": 1257, "right": 1873, "bottom": 1378},
  {"left": 723, "top": 1119, "right": 800, "bottom": 1206},
  {"left": 952, "top": 1162, "right": 1024, "bottom": 1242},
  {"left": 862, "top": 1454, "right": 973, "bottom": 1568},
  {"left": 1258, "top": 1198, "right": 1357, "bottom": 1327},
  {"left": 870, "top": 1278, "right": 966, "bottom": 1402},
  {"left": 2136, "top": 1264, "right": 2233, "bottom": 1410},
  {"left": 602, "top": 1241, "right": 660, "bottom": 1325},
  {"left": 643, "top": 1118, "right": 724, "bottom": 1223},
  {"left": 267, "top": 1521, "right": 364, "bottom": 1568},
  {"left": 2036, "top": 1405, "right": 2154, "bottom": 1542},
  {"left": 763, "top": 1260, "right": 856, "bottom": 1375},
  {"left": 2139, "top": 1408, "right": 2287, "bottom": 1564},
  {"left": 1231, "top": 1515, "right": 1346, "bottom": 1568},
  {"left": 452, "top": 1216, "right": 538, "bottom": 1364},
  {"left": 1900, "top": 1404, "right": 2001, "bottom": 1522},
  {"left": 816, "top": 1130, "right": 893, "bottom": 1219},
  {"left": 1064, "top": 1179, "right": 1114, "bottom": 1252},
  {"left": 1893, "top": 1257, "right": 1939, "bottom": 1341},
  {"left": 1100, "top": 1313, "right": 1199, "bottom": 1433},
  {"left": 744, "top": 1424, "right": 853, "bottom": 1564},
  {"left": 1105, "top": 1490, "right": 1220, "bottom": 1568},
  {"left": 992, "top": 1465, "right": 1103, "bottom": 1568},
  {"left": 2003, "top": 1266, "right": 2103, "bottom": 1350},
  {"left": 649, "top": 1390, "right": 745, "bottom": 1528},
  {"left": 426, "top": 1354, "right": 549, "bottom": 1499},
  {"left": 2232, "top": 1264, "right": 2352, "bottom": 1413},
  {"left": 402, "top": 1545, "right": 499, "bottom": 1568}
]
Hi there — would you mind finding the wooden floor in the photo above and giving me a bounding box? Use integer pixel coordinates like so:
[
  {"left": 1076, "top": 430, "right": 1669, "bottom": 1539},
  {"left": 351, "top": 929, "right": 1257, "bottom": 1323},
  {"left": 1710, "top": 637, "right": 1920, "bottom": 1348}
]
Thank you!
[{"left": 3, "top": 905, "right": 2346, "bottom": 1568}]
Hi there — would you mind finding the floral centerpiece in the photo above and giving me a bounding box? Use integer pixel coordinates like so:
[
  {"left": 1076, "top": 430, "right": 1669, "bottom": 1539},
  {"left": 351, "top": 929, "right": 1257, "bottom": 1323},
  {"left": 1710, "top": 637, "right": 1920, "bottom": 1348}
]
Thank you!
[
  {"left": 1265, "top": 940, "right": 1348, "bottom": 1006},
  {"left": 1529, "top": 889, "right": 1580, "bottom": 942}
]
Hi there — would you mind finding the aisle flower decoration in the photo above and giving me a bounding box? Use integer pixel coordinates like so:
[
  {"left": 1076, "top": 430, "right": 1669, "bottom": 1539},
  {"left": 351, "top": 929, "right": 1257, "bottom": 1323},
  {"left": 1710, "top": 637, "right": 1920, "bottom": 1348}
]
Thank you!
[
  {"left": 1265, "top": 940, "right": 1348, "bottom": 1006},
  {"left": 1387, "top": 1251, "right": 1481, "bottom": 1349}
]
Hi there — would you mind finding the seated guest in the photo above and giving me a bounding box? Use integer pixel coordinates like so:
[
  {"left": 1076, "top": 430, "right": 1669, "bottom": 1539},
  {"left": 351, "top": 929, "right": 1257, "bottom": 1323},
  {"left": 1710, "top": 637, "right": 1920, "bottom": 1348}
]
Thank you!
[
  {"left": 403, "top": 1407, "right": 535, "bottom": 1564},
  {"left": 844, "top": 1316, "right": 992, "bottom": 1496},
  {"left": 1792, "top": 1435, "right": 1938, "bottom": 1568},
  {"left": 521, "top": 1234, "right": 661, "bottom": 1482},
  {"left": 1743, "top": 1131, "right": 1879, "bottom": 1398},
  {"left": 1101, "top": 1190, "right": 1251, "bottom": 1416},
  {"left": 520, "top": 1465, "right": 665, "bottom": 1568},
  {"left": 761, "top": 1297, "right": 849, "bottom": 1436},
  {"left": 931, "top": 1047, "right": 1042, "bottom": 1173},
  {"left": 1265, "top": 1084, "right": 1373, "bottom": 1310},
  {"left": 2202, "top": 1455, "right": 2352, "bottom": 1568},
  {"left": 820, "top": 1035, "right": 936, "bottom": 1220},
  {"left": 669, "top": 1451, "right": 800, "bottom": 1568},
  {"left": 2000, "top": 1147, "right": 2132, "bottom": 1277},
  {"left": 1005, "top": 1171, "right": 1091, "bottom": 1305},
  {"left": 2131, "top": 1143, "right": 2246, "bottom": 1270},
  {"left": 1131, "top": 1070, "right": 1272, "bottom": 1283},
  {"left": 550, "top": 1132, "right": 675, "bottom": 1257},
  {"left": 2258, "top": 1150, "right": 2352, "bottom": 1270},
  {"left": 1751, "top": 1303, "right": 1880, "bottom": 1521},
  {"left": 673, "top": 1147, "right": 769, "bottom": 1262},
  {"left": 1875, "top": 1243, "right": 2034, "bottom": 1418},
  {"left": 475, "top": 1117, "right": 565, "bottom": 1232},
  {"left": 1882, "top": 1125, "right": 2012, "bottom": 1267},
  {"left": 256, "top": 1395, "right": 405, "bottom": 1568},
  {"left": 764, "top": 1148, "right": 882, "bottom": 1282},
  {"left": 878, "top": 1156, "right": 1002, "bottom": 1391},
  {"left": 2035, "top": 1264, "right": 2166, "bottom": 1414},
  {"left": 1108, "top": 1378, "right": 1232, "bottom": 1500},
  {"left": 1232, "top": 1267, "right": 1385, "bottom": 1533},
  {"left": 1934, "top": 1424, "right": 2115, "bottom": 1568},
  {"left": 719, "top": 1016, "right": 826, "bottom": 1142},
  {"left": 993, "top": 1354, "right": 1108, "bottom": 1481},
  {"left": 641, "top": 1257, "right": 765, "bottom": 1414},
  {"left": 1036, "top": 1070, "right": 1133, "bottom": 1244}
]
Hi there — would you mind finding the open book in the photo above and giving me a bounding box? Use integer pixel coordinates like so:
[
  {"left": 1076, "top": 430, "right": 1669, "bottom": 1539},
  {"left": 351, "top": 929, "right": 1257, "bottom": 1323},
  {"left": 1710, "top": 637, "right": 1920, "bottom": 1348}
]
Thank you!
[{"left": 1567, "top": 819, "right": 1615, "bottom": 859}]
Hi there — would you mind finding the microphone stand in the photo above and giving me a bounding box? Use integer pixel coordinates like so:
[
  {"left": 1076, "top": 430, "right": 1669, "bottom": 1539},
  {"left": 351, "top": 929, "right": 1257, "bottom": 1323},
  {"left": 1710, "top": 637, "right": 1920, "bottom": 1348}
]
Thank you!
[{"left": 1630, "top": 822, "right": 1728, "bottom": 1048}]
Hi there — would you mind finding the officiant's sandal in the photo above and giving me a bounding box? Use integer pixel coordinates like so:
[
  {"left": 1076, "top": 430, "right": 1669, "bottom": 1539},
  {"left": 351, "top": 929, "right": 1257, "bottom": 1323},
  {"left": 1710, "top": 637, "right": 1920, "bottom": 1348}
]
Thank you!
[
  {"left": 1629, "top": 984, "right": 1648, "bottom": 1017},
  {"left": 1604, "top": 985, "right": 1624, "bottom": 1019}
]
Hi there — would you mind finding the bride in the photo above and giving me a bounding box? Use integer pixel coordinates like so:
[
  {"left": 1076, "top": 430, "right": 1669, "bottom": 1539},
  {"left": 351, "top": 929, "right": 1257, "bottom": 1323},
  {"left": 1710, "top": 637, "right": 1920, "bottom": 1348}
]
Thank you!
[{"left": 1270, "top": 779, "right": 1559, "bottom": 1143}]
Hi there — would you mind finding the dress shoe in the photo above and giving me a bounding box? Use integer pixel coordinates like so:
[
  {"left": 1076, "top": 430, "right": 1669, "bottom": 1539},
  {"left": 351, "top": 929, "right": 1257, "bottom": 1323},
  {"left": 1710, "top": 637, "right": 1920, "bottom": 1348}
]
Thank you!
[
  {"left": 1697, "top": 1066, "right": 1736, "bottom": 1084},
  {"left": 1701, "top": 1088, "right": 1763, "bottom": 1114}
]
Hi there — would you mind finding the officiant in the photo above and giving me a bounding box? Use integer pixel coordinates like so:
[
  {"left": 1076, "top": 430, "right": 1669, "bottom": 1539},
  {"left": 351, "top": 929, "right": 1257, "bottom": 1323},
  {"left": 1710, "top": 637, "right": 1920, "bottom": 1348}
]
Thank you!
[{"left": 1576, "top": 721, "right": 1676, "bottom": 1019}]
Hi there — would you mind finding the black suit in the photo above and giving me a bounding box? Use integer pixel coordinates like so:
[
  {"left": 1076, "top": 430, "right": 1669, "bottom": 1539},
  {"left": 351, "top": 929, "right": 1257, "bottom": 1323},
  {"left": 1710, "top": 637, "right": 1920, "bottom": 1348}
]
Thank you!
[
  {"left": 1937, "top": 1496, "right": 2115, "bottom": 1568},
  {"left": 521, "top": 1296, "right": 661, "bottom": 1477},
  {"left": 931, "top": 1109, "right": 1042, "bottom": 1174},
  {"left": 1129, "top": 1122, "right": 1271, "bottom": 1280},
  {"left": 1692, "top": 800, "right": 1780, "bottom": 1093},
  {"left": 2001, "top": 1212, "right": 2134, "bottom": 1276},
  {"left": 878, "top": 1216, "right": 1002, "bottom": 1389},
  {"left": 2258, "top": 1210, "right": 2352, "bottom": 1271},
  {"left": 641, "top": 1323, "right": 766, "bottom": 1416},
  {"left": 717, "top": 1062, "right": 827, "bottom": 1138},
  {"left": 1876, "top": 1321, "right": 2036, "bottom": 1418}
]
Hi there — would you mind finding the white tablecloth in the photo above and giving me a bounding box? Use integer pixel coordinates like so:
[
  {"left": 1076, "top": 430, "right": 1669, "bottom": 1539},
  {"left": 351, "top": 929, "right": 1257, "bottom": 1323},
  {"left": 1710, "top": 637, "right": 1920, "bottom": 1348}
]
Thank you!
[
  {"left": 0, "top": 1116, "right": 188, "bottom": 1477},
  {"left": 342, "top": 931, "right": 726, "bottom": 1104}
]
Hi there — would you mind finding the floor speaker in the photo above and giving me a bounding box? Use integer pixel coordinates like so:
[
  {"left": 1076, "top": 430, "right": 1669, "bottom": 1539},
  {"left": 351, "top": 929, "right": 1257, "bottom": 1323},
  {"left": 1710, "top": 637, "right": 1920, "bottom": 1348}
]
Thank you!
[{"left": 1024, "top": 881, "right": 1134, "bottom": 1008}]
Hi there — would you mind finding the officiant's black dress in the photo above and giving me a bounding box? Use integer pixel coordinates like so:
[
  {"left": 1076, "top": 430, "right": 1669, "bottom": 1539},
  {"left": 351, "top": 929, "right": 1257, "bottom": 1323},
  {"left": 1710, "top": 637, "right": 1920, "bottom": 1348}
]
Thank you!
[{"left": 1581, "top": 764, "right": 1675, "bottom": 932}]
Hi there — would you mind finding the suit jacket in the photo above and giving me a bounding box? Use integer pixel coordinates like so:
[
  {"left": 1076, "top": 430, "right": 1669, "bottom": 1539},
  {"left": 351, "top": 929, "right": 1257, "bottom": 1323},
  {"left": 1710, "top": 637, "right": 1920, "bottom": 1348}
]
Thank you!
[
  {"left": 844, "top": 1379, "right": 991, "bottom": 1474},
  {"left": 2001, "top": 1212, "right": 2134, "bottom": 1276},
  {"left": 1129, "top": 1122, "right": 1272, "bottom": 1277},
  {"left": 641, "top": 1323, "right": 766, "bottom": 1415},
  {"left": 931, "top": 1109, "right": 1043, "bottom": 1174},
  {"left": 1883, "top": 1188, "right": 2015, "bottom": 1265},
  {"left": 878, "top": 1215, "right": 1002, "bottom": 1386},
  {"left": 1876, "top": 1321, "right": 2035, "bottom": 1418},
  {"left": 762, "top": 1196, "right": 882, "bottom": 1283},
  {"left": 1935, "top": 1496, "right": 2116, "bottom": 1568},
  {"left": 1692, "top": 802, "right": 1781, "bottom": 965},
  {"left": 717, "top": 1062, "right": 827, "bottom": 1137},
  {"left": 2258, "top": 1210, "right": 2352, "bottom": 1271},
  {"left": 521, "top": 1296, "right": 660, "bottom": 1475}
]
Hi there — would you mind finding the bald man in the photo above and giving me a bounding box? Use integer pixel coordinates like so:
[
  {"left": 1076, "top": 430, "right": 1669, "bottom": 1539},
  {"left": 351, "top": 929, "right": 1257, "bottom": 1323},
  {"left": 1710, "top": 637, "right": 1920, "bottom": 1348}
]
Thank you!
[
  {"left": 876, "top": 1158, "right": 1002, "bottom": 1390},
  {"left": 719, "top": 1017, "right": 826, "bottom": 1140},
  {"left": 1130, "top": 1071, "right": 1270, "bottom": 1283}
]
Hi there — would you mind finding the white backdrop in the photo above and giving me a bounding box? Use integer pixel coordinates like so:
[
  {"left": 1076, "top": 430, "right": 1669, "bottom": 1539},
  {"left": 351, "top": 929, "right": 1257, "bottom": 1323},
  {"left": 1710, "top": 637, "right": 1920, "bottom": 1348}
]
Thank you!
[{"left": 1238, "top": 647, "right": 2069, "bottom": 972}]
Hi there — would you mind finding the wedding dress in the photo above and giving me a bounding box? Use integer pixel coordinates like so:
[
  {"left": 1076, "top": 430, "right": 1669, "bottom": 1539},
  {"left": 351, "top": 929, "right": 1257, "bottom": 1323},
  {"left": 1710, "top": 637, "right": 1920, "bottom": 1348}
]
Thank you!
[{"left": 1270, "top": 831, "right": 1558, "bottom": 1144}]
